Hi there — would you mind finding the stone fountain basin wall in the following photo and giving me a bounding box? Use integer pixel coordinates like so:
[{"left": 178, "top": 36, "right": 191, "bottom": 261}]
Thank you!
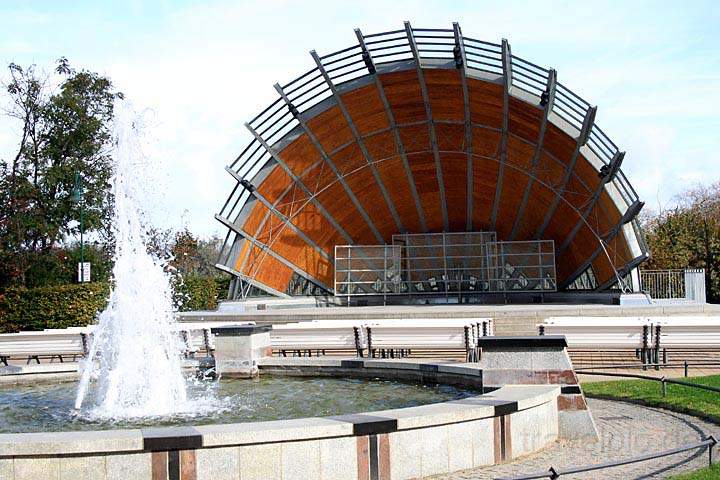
[{"left": 0, "top": 359, "right": 563, "bottom": 480}]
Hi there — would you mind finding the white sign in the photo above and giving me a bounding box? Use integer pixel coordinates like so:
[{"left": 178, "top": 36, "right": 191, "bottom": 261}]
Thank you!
[{"left": 77, "top": 262, "right": 91, "bottom": 283}]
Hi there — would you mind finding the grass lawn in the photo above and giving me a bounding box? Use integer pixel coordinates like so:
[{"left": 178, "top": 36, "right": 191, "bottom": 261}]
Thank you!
[
  {"left": 582, "top": 375, "right": 720, "bottom": 479},
  {"left": 670, "top": 463, "right": 720, "bottom": 479},
  {"left": 582, "top": 374, "right": 720, "bottom": 422}
]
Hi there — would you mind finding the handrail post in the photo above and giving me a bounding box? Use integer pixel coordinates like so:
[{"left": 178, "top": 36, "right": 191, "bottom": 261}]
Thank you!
[
  {"left": 661, "top": 376, "right": 667, "bottom": 397},
  {"left": 655, "top": 324, "right": 661, "bottom": 371},
  {"left": 641, "top": 325, "right": 649, "bottom": 370},
  {"left": 709, "top": 436, "right": 717, "bottom": 466}
]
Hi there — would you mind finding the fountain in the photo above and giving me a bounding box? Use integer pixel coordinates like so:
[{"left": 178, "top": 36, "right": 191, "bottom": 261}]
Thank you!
[
  {"left": 0, "top": 111, "right": 591, "bottom": 480},
  {"left": 74, "top": 106, "right": 190, "bottom": 418}
]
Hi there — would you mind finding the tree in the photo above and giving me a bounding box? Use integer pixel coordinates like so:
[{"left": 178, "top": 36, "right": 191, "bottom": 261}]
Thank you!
[
  {"left": 642, "top": 181, "right": 720, "bottom": 303},
  {"left": 0, "top": 58, "right": 122, "bottom": 289}
]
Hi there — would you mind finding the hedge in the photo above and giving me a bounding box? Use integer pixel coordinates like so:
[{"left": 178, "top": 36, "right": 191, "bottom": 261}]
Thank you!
[
  {"left": 0, "top": 283, "right": 110, "bottom": 333},
  {"left": 174, "top": 275, "right": 230, "bottom": 312},
  {"left": 0, "top": 275, "right": 230, "bottom": 333}
]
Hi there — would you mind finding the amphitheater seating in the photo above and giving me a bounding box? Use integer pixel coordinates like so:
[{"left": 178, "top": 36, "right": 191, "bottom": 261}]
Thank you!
[
  {"left": 364, "top": 318, "right": 491, "bottom": 361},
  {"left": 540, "top": 316, "right": 720, "bottom": 366},
  {"left": 0, "top": 322, "right": 255, "bottom": 365},
  {"left": 0, "top": 331, "right": 88, "bottom": 365},
  {"left": 0, "top": 318, "right": 495, "bottom": 364},
  {"left": 268, "top": 318, "right": 492, "bottom": 361},
  {"left": 540, "top": 317, "right": 651, "bottom": 349},
  {"left": 271, "top": 320, "right": 366, "bottom": 356}
]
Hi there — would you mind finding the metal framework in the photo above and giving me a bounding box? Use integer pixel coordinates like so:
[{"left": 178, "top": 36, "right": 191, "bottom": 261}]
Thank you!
[
  {"left": 510, "top": 68, "right": 557, "bottom": 240},
  {"left": 490, "top": 38, "right": 512, "bottom": 230},
  {"left": 310, "top": 49, "right": 405, "bottom": 234},
  {"left": 274, "top": 82, "right": 384, "bottom": 243},
  {"left": 452, "top": 23, "right": 475, "bottom": 231},
  {"left": 355, "top": 28, "right": 428, "bottom": 233},
  {"left": 404, "top": 21, "right": 449, "bottom": 231},
  {"left": 334, "top": 232, "right": 556, "bottom": 299},
  {"left": 215, "top": 23, "right": 647, "bottom": 298}
]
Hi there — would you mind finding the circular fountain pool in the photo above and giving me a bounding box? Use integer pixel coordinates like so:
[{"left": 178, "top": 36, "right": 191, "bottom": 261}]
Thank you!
[{"left": 0, "top": 375, "right": 477, "bottom": 433}]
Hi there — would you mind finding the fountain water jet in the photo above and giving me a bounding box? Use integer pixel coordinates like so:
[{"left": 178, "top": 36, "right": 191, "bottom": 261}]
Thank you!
[{"left": 74, "top": 105, "right": 189, "bottom": 418}]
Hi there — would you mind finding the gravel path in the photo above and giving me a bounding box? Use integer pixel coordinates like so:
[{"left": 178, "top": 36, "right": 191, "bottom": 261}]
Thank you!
[{"left": 431, "top": 398, "right": 719, "bottom": 480}]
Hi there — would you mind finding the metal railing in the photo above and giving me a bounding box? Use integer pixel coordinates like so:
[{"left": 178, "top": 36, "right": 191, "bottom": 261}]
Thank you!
[
  {"left": 496, "top": 436, "right": 716, "bottom": 479},
  {"left": 640, "top": 269, "right": 706, "bottom": 303},
  {"left": 215, "top": 23, "right": 646, "bottom": 295},
  {"left": 497, "top": 365, "right": 720, "bottom": 478},
  {"left": 576, "top": 361, "right": 720, "bottom": 377},
  {"left": 578, "top": 369, "right": 720, "bottom": 395}
]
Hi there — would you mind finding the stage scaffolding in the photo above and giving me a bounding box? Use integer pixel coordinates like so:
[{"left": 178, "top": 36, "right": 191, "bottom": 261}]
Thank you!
[{"left": 334, "top": 232, "right": 556, "bottom": 299}]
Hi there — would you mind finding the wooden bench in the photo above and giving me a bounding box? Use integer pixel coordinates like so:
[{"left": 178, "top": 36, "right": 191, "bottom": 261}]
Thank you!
[
  {"left": 0, "top": 331, "right": 88, "bottom": 365},
  {"left": 540, "top": 316, "right": 652, "bottom": 364},
  {"left": 648, "top": 316, "right": 720, "bottom": 363},
  {"left": 271, "top": 321, "right": 366, "bottom": 357},
  {"left": 365, "top": 319, "right": 484, "bottom": 362}
]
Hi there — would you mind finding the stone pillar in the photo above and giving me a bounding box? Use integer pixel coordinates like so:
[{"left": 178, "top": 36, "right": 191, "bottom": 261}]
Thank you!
[
  {"left": 477, "top": 335, "right": 599, "bottom": 441},
  {"left": 210, "top": 325, "right": 272, "bottom": 378}
]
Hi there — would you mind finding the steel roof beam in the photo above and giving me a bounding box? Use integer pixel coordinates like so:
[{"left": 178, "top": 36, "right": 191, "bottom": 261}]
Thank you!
[
  {"left": 509, "top": 68, "right": 557, "bottom": 240},
  {"left": 453, "top": 22, "right": 474, "bottom": 232},
  {"left": 242, "top": 126, "right": 378, "bottom": 291},
  {"left": 244, "top": 122, "right": 356, "bottom": 246},
  {"left": 557, "top": 150, "right": 626, "bottom": 255},
  {"left": 215, "top": 263, "right": 292, "bottom": 298},
  {"left": 215, "top": 213, "right": 333, "bottom": 293},
  {"left": 274, "top": 83, "right": 384, "bottom": 243},
  {"left": 405, "top": 20, "right": 449, "bottom": 231},
  {"left": 309, "top": 49, "right": 405, "bottom": 234},
  {"left": 224, "top": 166, "right": 332, "bottom": 262},
  {"left": 490, "top": 38, "right": 512, "bottom": 231},
  {"left": 534, "top": 105, "right": 597, "bottom": 239},
  {"left": 355, "top": 27, "right": 428, "bottom": 233},
  {"left": 559, "top": 194, "right": 645, "bottom": 290},
  {"left": 595, "top": 253, "right": 649, "bottom": 291}
]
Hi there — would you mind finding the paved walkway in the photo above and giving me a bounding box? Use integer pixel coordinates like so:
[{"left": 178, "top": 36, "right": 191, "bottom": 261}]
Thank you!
[{"left": 432, "top": 398, "right": 719, "bottom": 479}]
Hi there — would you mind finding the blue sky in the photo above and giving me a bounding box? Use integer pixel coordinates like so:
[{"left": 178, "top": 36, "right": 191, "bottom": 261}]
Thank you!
[{"left": 1, "top": 1, "right": 719, "bottom": 237}]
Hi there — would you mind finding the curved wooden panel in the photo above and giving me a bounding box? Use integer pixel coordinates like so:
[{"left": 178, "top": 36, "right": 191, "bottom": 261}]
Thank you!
[{"left": 231, "top": 67, "right": 641, "bottom": 293}]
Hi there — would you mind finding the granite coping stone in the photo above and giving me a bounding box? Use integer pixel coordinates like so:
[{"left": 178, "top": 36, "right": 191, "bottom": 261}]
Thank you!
[
  {"left": 0, "top": 359, "right": 562, "bottom": 455},
  {"left": 210, "top": 325, "right": 272, "bottom": 336},
  {"left": 0, "top": 429, "right": 143, "bottom": 457},
  {"left": 479, "top": 385, "right": 560, "bottom": 411},
  {"left": 258, "top": 357, "right": 344, "bottom": 367},
  {"left": 477, "top": 336, "right": 568, "bottom": 348},
  {"left": 0, "top": 363, "right": 79, "bottom": 375},
  {"left": 260, "top": 357, "right": 484, "bottom": 376},
  {"left": 328, "top": 414, "right": 398, "bottom": 435},
  {"left": 365, "top": 400, "right": 497, "bottom": 430},
  {"left": 195, "top": 416, "right": 354, "bottom": 447},
  {"left": 437, "top": 363, "right": 483, "bottom": 376},
  {"left": 142, "top": 426, "right": 202, "bottom": 451}
]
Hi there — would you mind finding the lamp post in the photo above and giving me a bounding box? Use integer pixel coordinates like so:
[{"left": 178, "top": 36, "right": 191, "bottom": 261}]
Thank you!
[{"left": 71, "top": 171, "right": 85, "bottom": 282}]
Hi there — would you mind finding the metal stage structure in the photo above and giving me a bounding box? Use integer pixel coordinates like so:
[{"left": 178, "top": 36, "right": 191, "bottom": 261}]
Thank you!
[
  {"left": 214, "top": 22, "right": 649, "bottom": 302},
  {"left": 334, "top": 232, "right": 556, "bottom": 302}
]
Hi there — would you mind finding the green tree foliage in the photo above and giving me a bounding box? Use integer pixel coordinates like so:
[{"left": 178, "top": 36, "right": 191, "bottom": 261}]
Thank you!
[
  {"left": 167, "top": 229, "right": 229, "bottom": 310},
  {"left": 0, "top": 58, "right": 122, "bottom": 289},
  {"left": 642, "top": 181, "right": 720, "bottom": 303}
]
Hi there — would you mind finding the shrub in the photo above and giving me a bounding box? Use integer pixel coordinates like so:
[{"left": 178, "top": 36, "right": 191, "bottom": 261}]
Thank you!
[
  {"left": 0, "top": 273, "right": 231, "bottom": 332},
  {"left": 173, "top": 274, "right": 229, "bottom": 312},
  {"left": 0, "top": 282, "right": 109, "bottom": 333}
]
